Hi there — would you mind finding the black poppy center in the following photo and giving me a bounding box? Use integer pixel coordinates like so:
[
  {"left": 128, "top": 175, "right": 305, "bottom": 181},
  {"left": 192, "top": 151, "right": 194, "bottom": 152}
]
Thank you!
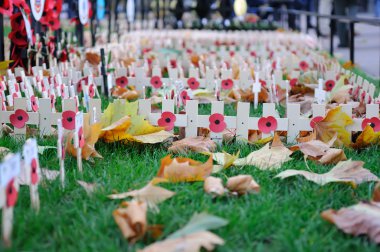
[
  {"left": 165, "top": 118, "right": 171, "bottom": 123},
  {"left": 49, "top": 20, "right": 54, "bottom": 25},
  {"left": 17, "top": 116, "right": 23, "bottom": 121},
  {"left": 67, "top": 117, "right": 73, "bottom": 122},
  {"left": 266, "top": 122, "right": 272, "bottom": 127},
  {"left": 8, "top": 187, "right": 12, "bottom": 194},
  {"left": 224, "top": 82, "right": 228, "bottom": 86},
  {"left": 370, "top": 122, "right": 376, "bottom": 128},
  {"left": 215, "top": 120, "right": 220, "bottom": 125}
]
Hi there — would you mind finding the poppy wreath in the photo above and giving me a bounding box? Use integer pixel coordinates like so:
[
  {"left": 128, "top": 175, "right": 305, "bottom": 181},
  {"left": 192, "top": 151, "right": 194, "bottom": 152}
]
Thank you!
[
  {"left": 361, "top": 117, "right": 380, "bottom": 132},
  {"left": 209, "top": 113, "right": 227, "bottom": 133},
  {"left": 150, "top": 76, "right": 163, "bottom": 89},
  {"left": 40, "top": 0, "right": 63, "bottom": 31},
  {"left": 158, "top": 112, "right": 176, "bottom": 131},
  {"left": 258, "top": 116, "right": 278, "bottom": 134}
]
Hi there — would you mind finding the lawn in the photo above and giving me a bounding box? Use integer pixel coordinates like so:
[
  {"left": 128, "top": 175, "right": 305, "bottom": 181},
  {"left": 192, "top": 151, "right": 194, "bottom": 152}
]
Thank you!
[{"left": 0, "top": 102, "right": 379, "bottom": 251}]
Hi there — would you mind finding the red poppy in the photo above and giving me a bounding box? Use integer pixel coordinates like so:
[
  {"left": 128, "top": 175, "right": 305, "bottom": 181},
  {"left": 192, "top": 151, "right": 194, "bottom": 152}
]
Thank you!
[
  {"left": 258, "top": 116, "right": 278, "bottom": 133},
  {"left": 50, "top": 94, "right": 56, "bottom": 108},
  {"left": 76, "top": 81, "right": 83, "bottom": 93},
  {"left": 271, "top": 61, "right": 277, "bottom": 70},
  {"left": 362, "top": 117, "right": 380, "bottom": 132},
  {"left": 221, "top": 79, "right": 233, "bottom": 90},
  {"left": 10, "top": 109, "right": 29, "bottom": 128},
  {"left": 361, "top": 91, "right": 366, "bottom": 102},
  {"left": 209, "top": 113, "right": 227, "bottom": 133},
  {"left": 31, "top": 95, "right": 38, "bottom": 112},
  {"left": 325, "top": 80, "right": 335, "bottom": 91},
  {"left": 6, "top": 179, "right": 18, "bottom": 207},
  {"left": 14, "top": 0, "right": 31, "bottom": 13},
  {"left": 62, "top": 110, "right": 76, "bottom": 130},
  {"left": 10, "top": 12, "right": 25, "bottom": 33},
  {"left": 78, "top": 127, "right": 85, "bottom": 148},
  {"left": 259, "top": 79, "right": 266, "bottom": 87},
  {"left": 8, "top": 29, "right": 28, "bottom": 48},
  {"left": 0, "top": 82, "right": 5, "bottom": 92},
  {"left": 157, "top": 112, "right": 176, "bottom": 131},
  {"left": 60, "top": 84, "right": 65, "bottom": 97},
  {"left": 0, "top": 0, "right": 13, "bottom": 16},
  {"left": 187, "top": 77, "right": 200, "bottom": 90},
  {"left": 186, "top": 49, "right": 193, "bottom": 54},
  {"left": 310, "top": 116, "right": 324, "bottom": 129},
  {"left": 299, "top": 61, "right": 309, "bottom": 72},
  {"left": 170, "top": 59, "right": 177, "bottom": 68},
  {"left": 60, "top": 49, "right": 68, "bottom": 62},
  {"left": 31, "top": 158, "right": 39, "bottom": 185},
  {"left": 289, "top": 78, "right": 298, "bottom": 88},
  {"left": 177, "top": 91, "right": 188, "bottom": 105},
  {"left": 150, "top": 76, "right": 162, "bottom": 89},
  {"left": 89, "top": 84, "right": 95, "bottom": 98},
  {"left": 116, "top": 76, "right": 128, "bottom": 88},
  {"left": 250, "top": 51, "right": 256, "bottom": 57},
  {"left": 229, "top": 51, "right": 235, "bottom": 57}
]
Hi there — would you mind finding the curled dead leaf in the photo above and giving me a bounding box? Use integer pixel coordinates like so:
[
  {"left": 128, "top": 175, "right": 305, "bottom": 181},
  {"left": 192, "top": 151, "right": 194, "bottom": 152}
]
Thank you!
[
  {"left": 85, "top": 52, "right": 101, "bottom": 65},
  {"left": 168, "top": 136, "right": 217, "bottom": 154},
  {"left": 204, "top": 177, "right": 225, "bottom": 196},
  {"left": 113, "top": 201, "right": 147, "bottom": 244},
  {"left": 276, "top": 159, "right": 378, "bottom": 187},
  {"left": 226, "top": 175, "right": 260, "bottom": 195},
  {"left": 151, "top": 155, "right": 213, "bottom": 184},
  {"left": 77, "top": 180, "right": 97, "bottom": 195}
]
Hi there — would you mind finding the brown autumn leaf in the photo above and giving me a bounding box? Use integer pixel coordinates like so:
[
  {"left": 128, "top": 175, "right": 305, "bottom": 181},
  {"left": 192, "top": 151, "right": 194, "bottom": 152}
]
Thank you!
[
  {"left": 111, "top": 86, "right": 139, "bottom": 100},
  {"left": 139, "top": 231, "right": 225, "bottom": 252},
  {"left": 1, "top": 124, "right": 13, "bottom": 135},
  {"left": 321, "top": 182, "right": 380, "bottom": 244},
  {"left": 204, "top": 176, "right": 225, "bottom": 196},
  {"left": 226, "top": 175, "right": 260, "bottom": 195},
  {"left": 239, "top": 86, "right": 269, "bottom": 103},
  {"left": 351, "top": 125, "right": 380, "bottom": 149},
  {"left": 113, "top": 201, "right": 147, "bottom": 244},
  {"left": 212, "top": 151, "right": 240, "bottom": 169},
  {"left": 276, "top": 160, "right": 379, "bottom": 187},
  {"left": 66, "top": 114, "right": 102, "bottom": 160},
  {"left": 313, "top": 106, "right": 353, "bottom": 147},
  {"left": 168, "top": 136, "right": 217, "bottom": 154},
  {"left": 291, "top": 134, "right": 347, "bottom": 165},
  {"left": 77, "top": 180, "right": 97, "bottom": 195},
  {"left": 233, "top": 134, "right": 292, "bottom": 170},
  {"left": 297, "top": 130, "right": 317, "bottom": 143},
  {"left": 151, "top": 155, "right": 213, "bottom": 184},
  {"left": 108, "top": 183, "right": 175, "bottom": 210},
  {"left": 85, "top": 52, "right": 101, "bottom": 65}
]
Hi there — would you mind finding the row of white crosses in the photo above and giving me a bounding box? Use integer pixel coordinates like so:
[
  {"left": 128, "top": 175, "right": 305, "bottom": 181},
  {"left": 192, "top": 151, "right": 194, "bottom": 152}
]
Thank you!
[{"left": 0, "top": 139, "right": 40, "bottom": 246}]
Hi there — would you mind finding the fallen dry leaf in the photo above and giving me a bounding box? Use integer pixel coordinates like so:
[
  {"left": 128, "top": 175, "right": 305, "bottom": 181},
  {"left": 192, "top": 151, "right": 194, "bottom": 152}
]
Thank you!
[
  {"left": 212, "top": 151, "right": 240, "bottom": 169},
  {"left": 85, "top": 52, "right": 101, "bottom": 65},
  {"left": 40, "top": 168, "right": 60, "bottom": 181},
  {"left": 351, "top": 125, "right": 380, "bottom": 149},
  {"left": 226, "top": 175, "right": 260, "bottom": 195},
  {"left": 322, "top": 202, "right": 380, "bottom": 244},
  {"left": 233, "top": 134, "right": 292, "bottom": 170},
  {"left": 77, "top": 180, "right": 97, "bottom": 195},
  {"left": 67, "top": 114, "right": 102, "bottom": 160},
  {"left": 139, "top": 231, "right": 224, "bottom": 252},
  {"left": 151, "top": 155, "right": 213, "bottom": 184},
  {"left": 168, "top": 136, "right": 217, "bottom": 154},
  {"left": 132, "top": 130, "right": 173, "bottom": 144},
  {"left": 276, "top": 159, "right": 378, "bottom": 187},
  {"left": 113, "top": 201, "right": 147, "bottom": 243},
  {"left": 291, "top": 134, "right": 347, "bottom": 165},
  {"left": 314, "top": 106, "right": 353, "bottom": 147},
  {"left": 108, "top": 183, "right": 175, "bottom": 210},
  {"left": 204, "top": 177, "right": 225, "bottom": 196},
  {"left": 0, "top": 147, "right": 10, "bottom": 156}
]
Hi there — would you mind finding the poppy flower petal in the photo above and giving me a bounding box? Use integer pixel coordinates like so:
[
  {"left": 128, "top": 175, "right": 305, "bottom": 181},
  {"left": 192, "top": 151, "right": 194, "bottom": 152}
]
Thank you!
[
  {"left": 6, "top": 180, "right": 18, "bottom": 207},
  {"left": 150, "top": 76, "right": 162, "bottom": 89},
  {"left": 62, "top": 110, "right": 76, "bottom": 130},
  {"left": 310, "top": 116, "right": 324, "bottom": 129},
  {"left": 258, "top": 116, "right": 278, "bottom": 134},
  {"left": 209, "top": 113, "right": 226, "bottom": 133},
  {"left": 10, "top": 109, "right": 29, "bottom": 128}
]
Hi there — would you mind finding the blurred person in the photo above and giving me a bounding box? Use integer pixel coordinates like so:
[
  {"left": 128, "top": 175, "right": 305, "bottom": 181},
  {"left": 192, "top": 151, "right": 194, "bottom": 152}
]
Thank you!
[
  {"left": 334, "top": 0, "right": 358, "bottom": 47},
  {"left": 318, "top": 0, "right": 333, "bottom": 36},
  {"left": 376, "top": 0, "right": 380, "bottom": 17}
]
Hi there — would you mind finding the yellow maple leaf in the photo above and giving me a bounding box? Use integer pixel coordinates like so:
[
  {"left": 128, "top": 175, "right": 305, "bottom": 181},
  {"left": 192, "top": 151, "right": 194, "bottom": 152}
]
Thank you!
[
  {"left": 351, "top": 125, "right": 380, "bottom": 149},
  {"left": 314, "top": 106, "right": 353, "bottom": 147},
  {"left": 151, "top": 155, "right": 213, "bottom": 184}
]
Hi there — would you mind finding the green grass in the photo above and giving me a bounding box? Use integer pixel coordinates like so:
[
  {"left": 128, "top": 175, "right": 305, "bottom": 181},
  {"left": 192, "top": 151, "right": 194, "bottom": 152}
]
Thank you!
[{"left": 0, "top": 108, "right": 380, "bottom": 251}]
